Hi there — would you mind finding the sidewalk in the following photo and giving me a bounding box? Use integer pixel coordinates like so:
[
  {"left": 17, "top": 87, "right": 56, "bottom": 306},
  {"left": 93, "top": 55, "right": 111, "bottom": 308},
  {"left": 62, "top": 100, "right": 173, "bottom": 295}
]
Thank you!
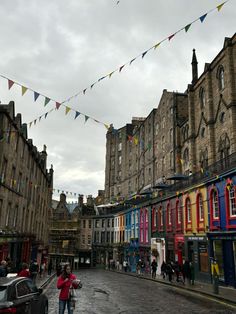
[{"left": 110, "top": 270, "right": 236, "bottom": 307}]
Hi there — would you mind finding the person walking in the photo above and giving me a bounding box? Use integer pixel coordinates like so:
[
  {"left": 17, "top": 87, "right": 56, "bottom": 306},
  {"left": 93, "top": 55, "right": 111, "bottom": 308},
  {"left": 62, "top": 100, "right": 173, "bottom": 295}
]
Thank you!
[
  {"left": 18, "top": 263, "right": 30, "bottom": 278},
  {"left": 29, "top": 259, "right": 39, "bottom": 284},
  {"left": 166, "top": 261, "right": 174, "bottom": 282},
  {"left": 48, "top": 261, "right": 53, "bottom": 275},
  {"left": 0, "top": 260, "right": 7, "bottom": 277},
  {"left": 182, "top": 260, "right": 191, "bottom": 284},
  {"left": 190, "top": 262, "right": 195, "bottom": 285},
  {"left": 57, "top": 264, "right": 81, "bottom": 314},
  {"left": 151, "top": 259, "right": 157, "bottom": 279},
  {"left": 161, "top": 261, "right": 167, "bottom": 279}
]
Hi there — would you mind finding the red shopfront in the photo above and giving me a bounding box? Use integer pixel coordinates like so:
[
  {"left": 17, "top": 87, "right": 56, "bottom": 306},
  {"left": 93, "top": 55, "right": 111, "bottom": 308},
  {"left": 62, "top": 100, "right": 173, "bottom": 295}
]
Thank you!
[{"left": 175, "top": 235, "right": 184, "bottom": 265}]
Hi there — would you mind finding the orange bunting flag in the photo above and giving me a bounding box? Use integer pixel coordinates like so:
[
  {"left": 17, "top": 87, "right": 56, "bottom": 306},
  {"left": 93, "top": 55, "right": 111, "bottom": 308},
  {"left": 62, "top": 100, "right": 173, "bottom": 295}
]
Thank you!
[
  {"left": 22, "top": 86, "right": 28, "bottom": 96},
  {"left": 8, "top": 79, "right": 14, "bottom": 90},
  {"left": 217, "top": 2, "right": 225, "bottom": 11},
  {"left": 65, "top": 106, "right": 71, "bottom": 115}
]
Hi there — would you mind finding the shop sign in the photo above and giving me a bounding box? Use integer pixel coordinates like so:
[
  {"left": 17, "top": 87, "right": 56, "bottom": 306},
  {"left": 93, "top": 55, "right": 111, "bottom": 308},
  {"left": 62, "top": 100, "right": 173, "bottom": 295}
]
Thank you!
[
  {"left": 175, "top": 236, "right": 184, "bottom": 242},
  {"left": 188, "top": 236, "right": 205, "bottom": 241},
  {"left": 199, "top": 243, "right": 207, "bottom": 253}
]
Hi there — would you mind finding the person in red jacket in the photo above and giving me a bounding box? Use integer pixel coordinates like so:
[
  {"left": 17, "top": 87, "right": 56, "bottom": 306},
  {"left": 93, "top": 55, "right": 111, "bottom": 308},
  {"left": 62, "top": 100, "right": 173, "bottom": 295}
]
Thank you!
[
  {"left": 57, "top": 264, "right": 80, "bottom": 314},
  {"left": 18, "top": 263, "right": 30, "bottom": 278}
]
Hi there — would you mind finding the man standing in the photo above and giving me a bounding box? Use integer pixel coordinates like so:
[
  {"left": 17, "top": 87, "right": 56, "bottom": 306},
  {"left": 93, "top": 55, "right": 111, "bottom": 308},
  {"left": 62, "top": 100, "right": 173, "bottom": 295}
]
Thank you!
[{"left": 151, "top": 259, "right": 157, "bottom": 279}]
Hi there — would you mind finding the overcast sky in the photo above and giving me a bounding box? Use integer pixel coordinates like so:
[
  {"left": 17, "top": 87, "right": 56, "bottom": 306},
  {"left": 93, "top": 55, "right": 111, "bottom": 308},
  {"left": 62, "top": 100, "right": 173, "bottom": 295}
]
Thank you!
[{"left": 0, "top": 0, "right": 235, "bottom": 202}]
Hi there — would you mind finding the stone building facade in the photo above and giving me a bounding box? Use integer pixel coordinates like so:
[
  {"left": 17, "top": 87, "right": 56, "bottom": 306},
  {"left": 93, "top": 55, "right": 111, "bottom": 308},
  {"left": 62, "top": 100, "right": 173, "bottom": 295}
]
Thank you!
[
  {"left": 0, "top": 101, "right": 53, "bottom": 270},
  {"left": 105, "top": 33, "right": 236, "bottom": 202}
]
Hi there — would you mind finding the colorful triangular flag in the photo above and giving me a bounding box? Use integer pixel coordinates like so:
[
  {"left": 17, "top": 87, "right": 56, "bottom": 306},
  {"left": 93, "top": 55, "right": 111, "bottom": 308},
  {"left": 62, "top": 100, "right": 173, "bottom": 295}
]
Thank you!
[
  {"left": 109, "top": 71, "right": 114, "bottom": 78},
  {"left": 65, "top": 106, "right": 71, "bottom": 115},
  {"left": 199, "top": 13, "right": 207, "bottom": 23},
  {"left": 85, "top": 115, "right": 89, "bottom": 123},
  {"left": 29, "top": 122, "right": 33, "bottom": 128},
  {"left": 22, "top": 86, "right": 28, "bottom": 96},
  {"left": 168, "top": 33, "right": 175, "bottom": 41},
  {"left": 119, "top": 65, "right": 125, "bottom": 72},
  {"left": 154, "top": 43, "right": 160, "bottom": 49},
  {"left": 104, "top": 124, "right": 110, "bottom": 130},
  {"left": 185, "top": 24, "right": 191, "bottom": 32},
  {"left": 34, "top": 92, "right": 40, "bottom": 102},
  {"left": 74, "top": 111, "right": 80, "bottom": 119},
  {"left": 8, "top": 80, "right": 14, "bottom": 90},
  {"left": 56, "top": 102, "right": 61, "bottom": 110},
  {"left": 91, "top": 83, "right": 95, "bottom": 89},
  {"left": 98, "top": 76, "right": 105, "bottom": 82},
  {"left": 142, "top": 51, "right": 148, "bottom": 58},
  {"left": 130, "top": 58, "right": 136, "bottom": 65},
  {"left": 83, "top": 89, "right": 87, "bottom": 95},
  {"left": 44, "top": 97, "right": 50, "bottom": 106},
  {"left": 217, "top": 2, "right": 225, "bottom": 11}
]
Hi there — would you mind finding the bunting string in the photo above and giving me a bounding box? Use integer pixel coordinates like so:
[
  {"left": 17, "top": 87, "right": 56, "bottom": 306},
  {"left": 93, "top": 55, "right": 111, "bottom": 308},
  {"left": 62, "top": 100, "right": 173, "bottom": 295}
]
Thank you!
[
  {"left": 61, "top": 1, "right": 228, "bottom": 104},
  {"left": 0, "top": 1, "right": 228, "bottom": 130}
]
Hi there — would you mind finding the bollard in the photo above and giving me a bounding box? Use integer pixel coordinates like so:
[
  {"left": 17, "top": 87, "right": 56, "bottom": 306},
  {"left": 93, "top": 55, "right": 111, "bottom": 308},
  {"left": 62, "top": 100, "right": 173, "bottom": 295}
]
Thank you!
[{"left": 213, "top": 275, "right": 219, "bottom": 294}]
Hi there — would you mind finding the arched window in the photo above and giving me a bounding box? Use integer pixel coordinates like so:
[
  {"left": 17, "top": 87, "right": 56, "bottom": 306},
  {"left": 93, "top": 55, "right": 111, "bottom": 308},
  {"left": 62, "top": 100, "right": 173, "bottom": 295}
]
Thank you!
[
  {"left": 153, "top": 208, "right": 156, "bottom": 227},
  {"left": 176, "top": 200, "right": 181, "bottom": 225},
  {"left": 199, "top": 149, "right": 208, "bottom": 170},
  {"left": 183, "top": 148, "right": 189, "bottom": 169},
  {"left": 227, "top": 185, "right": 236, "bottom": 217},
  {"left": 159, "top": 206, "right": 163, "bottom": 228},
  {"left": 218, "top": 133, "right": 230, "bottom": 164},
  {"left": 145, "top": 209, "right": 148, "bottom": 222},
  {"left": 186, "top": 198, "right": 191, "bottom": 223},
  {"left": 217, "top": 66, "right": 225, "bottom": 90},
  {"left": 197, "top": 193, "right": 204, "bottom": 222},
  {"left": 167, "top": 204, "right": 171, "bottom": 226},
  {"left": 199, "top": 87, "right": 206, "bottom": 109},
  {"left": 211, "top": 190, "right": 219, "bottom": 219},
  {"left": 136, "top": 211, "right": 139, "bottom": 224}
]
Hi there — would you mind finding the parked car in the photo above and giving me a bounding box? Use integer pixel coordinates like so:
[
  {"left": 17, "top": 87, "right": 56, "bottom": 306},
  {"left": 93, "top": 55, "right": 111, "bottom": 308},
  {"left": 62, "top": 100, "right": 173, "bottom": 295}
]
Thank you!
[{"left": 0, "top": 276, "right": 48, "bottom": 313}]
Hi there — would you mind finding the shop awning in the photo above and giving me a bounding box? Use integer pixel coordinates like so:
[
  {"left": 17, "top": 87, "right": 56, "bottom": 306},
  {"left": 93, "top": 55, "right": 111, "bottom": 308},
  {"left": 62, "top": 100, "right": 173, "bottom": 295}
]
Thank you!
[{"left": 166, "top": 174, "right": 189, "bottom": 180}]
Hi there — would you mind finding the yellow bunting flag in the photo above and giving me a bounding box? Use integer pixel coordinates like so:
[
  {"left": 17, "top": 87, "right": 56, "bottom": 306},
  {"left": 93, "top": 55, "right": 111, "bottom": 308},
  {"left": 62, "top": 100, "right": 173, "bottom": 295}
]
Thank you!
[
  {"left": 154, "top": 43, "right": 160, "bottom": 49},
  {"left": 65, "top": 106, "right": 71, "bottom": 115},
  {"left": 22, "top": 86, "right": 28, "bottom": 96},
  {"left": 217, "top": 2, "right": 225, "bottom": 11},
  {"left": 109, "top": 71, "right": 114, "bottom": 78},
  {"left": 104, "top": 124, "right": 110, "bottom": 130}
]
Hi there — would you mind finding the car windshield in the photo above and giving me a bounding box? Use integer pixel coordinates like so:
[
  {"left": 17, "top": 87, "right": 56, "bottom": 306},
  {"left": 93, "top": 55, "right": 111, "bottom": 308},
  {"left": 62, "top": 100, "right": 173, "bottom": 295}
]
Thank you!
[{"left": 0, "top": 287, "right": 7, "bottom": 301}]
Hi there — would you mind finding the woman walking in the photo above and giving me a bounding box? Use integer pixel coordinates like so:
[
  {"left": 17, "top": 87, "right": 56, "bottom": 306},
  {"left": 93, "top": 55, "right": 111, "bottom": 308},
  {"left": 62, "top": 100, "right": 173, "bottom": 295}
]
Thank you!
[{"left": 57, "top": 264, "right": 81, "bottom": 314}]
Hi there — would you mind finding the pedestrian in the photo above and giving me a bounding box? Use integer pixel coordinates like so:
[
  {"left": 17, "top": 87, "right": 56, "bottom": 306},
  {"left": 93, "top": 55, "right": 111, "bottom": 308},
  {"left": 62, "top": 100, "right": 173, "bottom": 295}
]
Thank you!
[
  {"left": 0, "top": 260, "right": 7, "bottom": 277},
  {"left": 29, "top": 259, "right": 39, "bottom": 284},
  {"left": 166, "top": 261, "right": 174, "bottom": 282},
  {"left": 18, "top": 263, "right": 30, "bottom": 278},
  {"left": 57, "top": 263, "right": 81, "bottom": 314},
  {"left": 48, "top": 261, "right": 53, "bottom": 275},
  {"left": 151, "top": 259, "right": 157, "bottom": 279},
  {"left": 123, "top": 260, "right": 128, "bottom": 272},
  {"left": 161, "top": 261, "right": 167, "bottom": 279},
  {"left": 39, "top": 262, "right": 45, "bottom": 278},
  {"left": 174, "top": 261, "right": 181, "bottom": 282},
  {"left": 137, "top": 259, "right": 142, "bottom": 275},
  {"left": 141, "top": 260, "right": 145, "bottom": 275},
  {"left": 182, "top": 260, "right": 191, "bottom": 284},
  {"left": 190, "top": 262, "right": 195, "bottom": 285}
]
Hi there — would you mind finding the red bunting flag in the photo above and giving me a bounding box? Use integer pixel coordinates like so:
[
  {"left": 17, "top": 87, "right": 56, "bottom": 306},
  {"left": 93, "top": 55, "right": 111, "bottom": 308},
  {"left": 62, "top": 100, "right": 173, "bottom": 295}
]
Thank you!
[
  {"left": 8, "top": 80, "right": 14, "bottom": 90},
  {"left": 168, "top": 33, "right": 175, "bottom": 41},
  {"left": 56, "top": 102, "right": 61, "bottom": 110}
]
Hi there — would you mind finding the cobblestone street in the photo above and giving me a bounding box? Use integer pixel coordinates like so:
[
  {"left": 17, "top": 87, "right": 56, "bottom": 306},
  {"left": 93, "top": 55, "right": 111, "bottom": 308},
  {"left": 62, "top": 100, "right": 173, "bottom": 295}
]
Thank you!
[{"left": 44, "top": 269, "right": 236, "bottom": 314}]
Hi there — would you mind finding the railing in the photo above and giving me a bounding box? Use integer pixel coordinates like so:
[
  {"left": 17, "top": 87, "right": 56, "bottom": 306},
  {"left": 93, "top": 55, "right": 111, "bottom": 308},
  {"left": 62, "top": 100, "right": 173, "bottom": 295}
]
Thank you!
[{"left": 168, "top": 152, "right": 236, "bottom": 193}]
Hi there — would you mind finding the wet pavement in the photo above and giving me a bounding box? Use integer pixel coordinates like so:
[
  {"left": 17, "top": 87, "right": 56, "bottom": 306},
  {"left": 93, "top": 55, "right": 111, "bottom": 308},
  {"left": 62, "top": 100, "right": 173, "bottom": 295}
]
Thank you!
[{"left": 44, "top": 269, "right": 236, "bottom": 314}]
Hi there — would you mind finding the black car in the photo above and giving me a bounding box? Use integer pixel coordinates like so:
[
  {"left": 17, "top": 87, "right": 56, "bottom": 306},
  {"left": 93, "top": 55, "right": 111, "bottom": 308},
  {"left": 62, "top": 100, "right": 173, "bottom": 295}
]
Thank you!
[{"left": 0, "top": 276, "right": 48, "bottom": 314}]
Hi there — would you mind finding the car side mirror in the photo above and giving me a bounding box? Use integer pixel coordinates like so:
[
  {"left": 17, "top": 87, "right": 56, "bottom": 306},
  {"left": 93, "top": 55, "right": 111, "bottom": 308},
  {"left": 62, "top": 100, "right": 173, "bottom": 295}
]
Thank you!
[{"left": 38, "top": 288, "right": 43, "bottom": 294}]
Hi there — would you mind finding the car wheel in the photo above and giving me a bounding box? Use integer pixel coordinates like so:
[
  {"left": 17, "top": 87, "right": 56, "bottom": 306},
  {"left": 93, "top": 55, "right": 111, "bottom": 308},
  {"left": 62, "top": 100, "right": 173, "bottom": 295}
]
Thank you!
[{"left": 43, "top": 303, "right": 48, "bottom": 314}]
